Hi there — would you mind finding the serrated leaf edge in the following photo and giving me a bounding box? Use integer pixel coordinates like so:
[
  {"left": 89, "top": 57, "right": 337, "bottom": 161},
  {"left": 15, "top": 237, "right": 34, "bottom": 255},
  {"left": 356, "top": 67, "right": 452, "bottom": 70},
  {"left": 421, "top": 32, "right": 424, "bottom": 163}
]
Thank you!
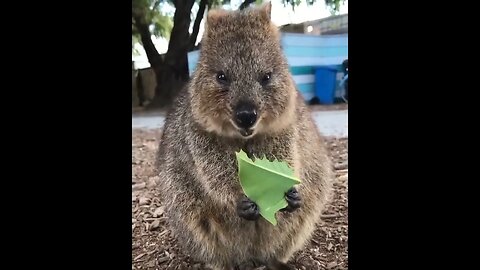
[{"left": 235, "top": 150, "right": 301, "bottom": 184}]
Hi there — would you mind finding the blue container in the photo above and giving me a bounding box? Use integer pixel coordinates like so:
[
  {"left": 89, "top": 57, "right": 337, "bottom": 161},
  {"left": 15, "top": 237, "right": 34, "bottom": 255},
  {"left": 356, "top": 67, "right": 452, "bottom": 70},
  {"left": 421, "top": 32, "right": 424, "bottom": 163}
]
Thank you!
[{"left": 314, "top": 66, "right": 338, "bottom": 104}]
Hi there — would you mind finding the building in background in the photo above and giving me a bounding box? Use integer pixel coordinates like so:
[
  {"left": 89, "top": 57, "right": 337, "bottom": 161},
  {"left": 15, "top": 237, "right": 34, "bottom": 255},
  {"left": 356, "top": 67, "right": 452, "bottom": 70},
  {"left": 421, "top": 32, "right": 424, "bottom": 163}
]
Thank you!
[{"left": 281, "top": 14, "right": 348, "bottom": 35}]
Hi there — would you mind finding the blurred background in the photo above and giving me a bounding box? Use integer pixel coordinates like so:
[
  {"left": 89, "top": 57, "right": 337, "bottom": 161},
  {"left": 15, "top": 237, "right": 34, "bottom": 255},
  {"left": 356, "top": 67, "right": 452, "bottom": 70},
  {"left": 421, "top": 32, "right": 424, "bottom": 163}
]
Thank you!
[{"left": 132, "top": 0, "right": 348, "bottom": 110}]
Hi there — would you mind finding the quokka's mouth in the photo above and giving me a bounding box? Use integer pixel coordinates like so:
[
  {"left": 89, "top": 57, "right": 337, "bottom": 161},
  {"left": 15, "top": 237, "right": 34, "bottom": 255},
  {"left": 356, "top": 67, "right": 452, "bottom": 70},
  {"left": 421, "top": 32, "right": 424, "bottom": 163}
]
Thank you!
[
  {"left": 239, "top": 129, "right": 254, "bottom": 137},
  {"left": 228, "top": 118, "right": 260, "bottom": 139}
]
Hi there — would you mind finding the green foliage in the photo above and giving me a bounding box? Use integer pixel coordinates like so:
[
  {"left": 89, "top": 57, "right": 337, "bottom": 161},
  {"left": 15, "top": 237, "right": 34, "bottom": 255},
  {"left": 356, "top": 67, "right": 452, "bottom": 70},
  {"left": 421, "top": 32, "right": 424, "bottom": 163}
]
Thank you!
[
  {"left": 132, "top": 0, "right": 225, "bottom": 54},
  {"left": 325, "top": 0, "right": 345, "bottom": 14},
  {"left": 132, "top": 0, "right": 173, "bottom": 50},
  {"left": 132, "top": 21, "right": 141, "bottom": 55},
  {"left": 236, "top": 150, "right": 301, "bottom": 225},
  {"left": 281, "top": 0, "right": 345, "bottom": 14},
  {"left": 151, "top": 13, "right": 173, "bottom": 39}
]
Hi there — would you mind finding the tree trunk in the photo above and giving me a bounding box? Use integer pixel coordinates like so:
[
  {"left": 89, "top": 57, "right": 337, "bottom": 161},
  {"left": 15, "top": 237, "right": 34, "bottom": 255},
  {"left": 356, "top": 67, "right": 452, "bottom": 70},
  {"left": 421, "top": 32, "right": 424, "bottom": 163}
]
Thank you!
[
  {"left": 147, "top": 0, "right": 195, "bottom": 109},
  {"left": 133, "top": 16, "right": 163, "bottom": 70}
]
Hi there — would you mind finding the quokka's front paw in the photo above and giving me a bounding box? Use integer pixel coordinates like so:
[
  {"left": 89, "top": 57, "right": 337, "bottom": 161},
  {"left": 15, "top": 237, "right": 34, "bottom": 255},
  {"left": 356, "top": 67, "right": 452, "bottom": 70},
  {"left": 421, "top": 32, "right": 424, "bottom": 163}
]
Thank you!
[
  {"left": 236, "top": 196, "right": 260, "bottom": 221},
  {"left": 281, "top": 187, "right": 302, "bottom": 213}
]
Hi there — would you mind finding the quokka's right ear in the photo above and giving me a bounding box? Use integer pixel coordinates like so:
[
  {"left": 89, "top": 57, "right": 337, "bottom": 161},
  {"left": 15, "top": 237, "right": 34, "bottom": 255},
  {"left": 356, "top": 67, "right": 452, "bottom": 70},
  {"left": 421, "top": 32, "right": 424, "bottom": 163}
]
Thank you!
[{"left": 258, "top": 1, "right": 272, "bottom": 21}]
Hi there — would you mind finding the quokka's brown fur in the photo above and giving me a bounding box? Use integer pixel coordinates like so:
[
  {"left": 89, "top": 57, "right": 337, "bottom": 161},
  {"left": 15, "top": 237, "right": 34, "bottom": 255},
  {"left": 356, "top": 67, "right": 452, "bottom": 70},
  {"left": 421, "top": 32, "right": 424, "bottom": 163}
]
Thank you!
[{"left": 155, "top": 2, "right": 333, "bottom": 269}]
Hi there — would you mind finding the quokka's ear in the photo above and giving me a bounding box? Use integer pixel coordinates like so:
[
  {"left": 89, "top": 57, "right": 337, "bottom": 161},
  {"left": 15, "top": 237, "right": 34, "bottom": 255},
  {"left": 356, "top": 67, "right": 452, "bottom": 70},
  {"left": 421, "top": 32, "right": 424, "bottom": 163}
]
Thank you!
[{"left": 258, "top": 1, "right": 272, "bottom": 21}]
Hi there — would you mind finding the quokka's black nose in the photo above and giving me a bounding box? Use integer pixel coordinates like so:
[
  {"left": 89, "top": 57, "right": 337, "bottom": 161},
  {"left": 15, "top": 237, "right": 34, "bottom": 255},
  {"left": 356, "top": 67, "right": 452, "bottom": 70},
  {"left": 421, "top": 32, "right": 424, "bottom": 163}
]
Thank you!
[{"left": 234, "top": 102, "right": 257, "bottom": 129}]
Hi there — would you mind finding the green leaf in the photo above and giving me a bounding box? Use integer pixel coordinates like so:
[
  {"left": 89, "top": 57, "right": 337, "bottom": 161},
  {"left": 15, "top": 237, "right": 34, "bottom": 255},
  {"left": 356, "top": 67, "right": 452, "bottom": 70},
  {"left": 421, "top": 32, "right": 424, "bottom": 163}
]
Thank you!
[{"left": 235, "top": 150, "right": 301, "bottom": 225}]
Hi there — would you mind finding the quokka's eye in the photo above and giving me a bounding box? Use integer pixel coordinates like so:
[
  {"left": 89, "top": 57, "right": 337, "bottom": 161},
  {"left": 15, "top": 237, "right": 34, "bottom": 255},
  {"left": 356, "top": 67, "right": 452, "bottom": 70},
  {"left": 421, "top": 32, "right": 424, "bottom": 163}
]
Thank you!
[
  {"left": 216, "top": 72, "right": 228, "bottom": 84},
  {"left": 260, "top": 72, "right": 272, "bottom": 86}
]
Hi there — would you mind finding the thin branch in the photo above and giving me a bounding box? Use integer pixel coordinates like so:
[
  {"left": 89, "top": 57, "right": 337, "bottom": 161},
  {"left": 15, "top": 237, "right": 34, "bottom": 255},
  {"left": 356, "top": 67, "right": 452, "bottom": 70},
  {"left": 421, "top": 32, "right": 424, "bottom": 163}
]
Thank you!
[
  {"left": 239, "top": 0, "right": 256, "bottom": 10},
  {"left": 189, "top": 0, "right": 208, "bottom": 51}
]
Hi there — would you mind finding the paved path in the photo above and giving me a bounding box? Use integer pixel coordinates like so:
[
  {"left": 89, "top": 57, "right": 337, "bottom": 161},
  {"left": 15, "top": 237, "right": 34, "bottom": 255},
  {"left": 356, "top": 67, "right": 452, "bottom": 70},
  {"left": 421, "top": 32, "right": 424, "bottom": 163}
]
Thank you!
[{"left": 132, "top": 110, "right": 348, "bottom": 138}]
